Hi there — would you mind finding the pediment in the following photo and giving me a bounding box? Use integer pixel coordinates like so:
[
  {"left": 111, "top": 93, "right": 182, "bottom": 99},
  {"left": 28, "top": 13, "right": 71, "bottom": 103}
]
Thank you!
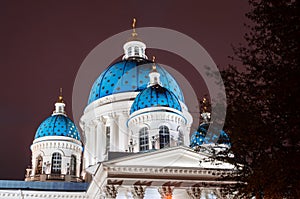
[{"left": 104, "top": 146, "right": 233, "bottom": 169}]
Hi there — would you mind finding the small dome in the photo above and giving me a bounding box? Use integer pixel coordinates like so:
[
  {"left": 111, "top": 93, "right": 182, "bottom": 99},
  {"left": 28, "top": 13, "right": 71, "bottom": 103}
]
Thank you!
[
  {"left": 88, "top": 58, "right": 184, "bottom": 104},
  {"left": 35, "top": 115, "right": 81, "bottom": 141},
  {"left": 190, "top": 123, "right": 230, "bottom": 147},
  {"left": 130, "top": 84, "right": 182, "bottom": 114},
  {"left": 190, "top": 123, "right": 208, "bottom": 147}
]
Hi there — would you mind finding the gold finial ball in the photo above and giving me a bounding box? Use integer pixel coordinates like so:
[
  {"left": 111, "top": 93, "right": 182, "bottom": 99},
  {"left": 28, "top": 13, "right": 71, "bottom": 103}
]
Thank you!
[
  {"left": 58, "top": 96, "right": 63, "bottom": 103},
  {"left": 58, "top": 88, "right": 64, "bottom": 103},
  {"left": 152, "top": 56, "right": 157, "bottom": 71},
  {"left": 152, "top": 56, "right": 156, "bottom": 62}
]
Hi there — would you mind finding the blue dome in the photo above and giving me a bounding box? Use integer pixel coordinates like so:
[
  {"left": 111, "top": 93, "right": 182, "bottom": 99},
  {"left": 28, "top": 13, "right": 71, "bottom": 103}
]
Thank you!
[
  {"left": 130, "top": 84, "right": 182, "bottom": 114},
  {"left": 190, "top": 123, "right": 208, "bottom": 147},
  {"left": 35, "top": 115, "right": 81, "bottom": 141},
  {"left": 190, "top": 123, "right": 230, "bottom": 147},
  {"left": 88, "top": 58, "right": 184, "bottom": 104}
]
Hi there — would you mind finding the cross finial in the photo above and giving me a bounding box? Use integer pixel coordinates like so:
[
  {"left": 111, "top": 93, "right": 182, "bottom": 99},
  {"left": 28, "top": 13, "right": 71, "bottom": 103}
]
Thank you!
[
  {"left": 202, "top": 97, "right": 207, "bottom": 112},
  {"left": 132, "top": 18, "right": 136, "bottom": 29},
  {"left": 152, "top": 56, "right": 157, "bottom": 72},
  {"left": 58, "top": 88, "right": 63, "bottom": 103},
  {"left": 200, "top": 97, "right": 211, "bottom": 123},
  {"left": 132, "top": 18, "right": 137, "bottom": 37}
]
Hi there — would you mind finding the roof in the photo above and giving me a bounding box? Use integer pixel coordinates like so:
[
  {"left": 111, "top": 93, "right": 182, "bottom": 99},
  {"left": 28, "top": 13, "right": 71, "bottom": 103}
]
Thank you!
[
  {"left": 130, "top": 84, "right": 182, "bottom": 114},
  {"left": 88, "top": 58, "right": 184, "bottom": 104},
  {"left": 103, "top": 145, "right": 234, "bottom": 170},
  {"left": 0, "top": 180, "right": 89, "bottom": 191},
  {"left": 35, "top": 115, "right": 81, "bottom": 141}
]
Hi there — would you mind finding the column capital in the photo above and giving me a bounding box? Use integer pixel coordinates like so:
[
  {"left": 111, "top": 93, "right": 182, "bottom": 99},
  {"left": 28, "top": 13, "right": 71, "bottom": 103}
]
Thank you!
[
  {"left": 187, "top": 186, "right": 202, "bottom": 199},
  {"left": 118, "top": 111, "right": 129, "bottom": 117},
  {"left": 158, "top": 186, "right": 173, "bottom": 199},
  {"left": 108, "top": 112, "right": 118, "bottom": 118},
  {"left": 131, "top": 185, "right": 147, "bottom": 199},
  {"left": 106, "top": 113, "right": 118, "bottom": 125},
  {"left": 95, "top": 117, "right": 105, "bottom": 125},
  {"left": 103, "top": 185, "right": 118, "bottom": 199}
]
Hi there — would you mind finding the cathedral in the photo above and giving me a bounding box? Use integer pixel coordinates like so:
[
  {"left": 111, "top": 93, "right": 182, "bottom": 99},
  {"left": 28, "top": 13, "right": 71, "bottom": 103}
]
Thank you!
[{"left": 0, "top": 20, "right": 236, "bottom": 199}]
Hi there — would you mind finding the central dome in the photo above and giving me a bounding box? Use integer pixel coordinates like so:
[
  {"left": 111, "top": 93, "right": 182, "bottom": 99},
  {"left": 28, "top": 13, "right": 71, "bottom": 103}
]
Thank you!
[{"left": 88, "top": 58, "right": 184, "bottom": 104}]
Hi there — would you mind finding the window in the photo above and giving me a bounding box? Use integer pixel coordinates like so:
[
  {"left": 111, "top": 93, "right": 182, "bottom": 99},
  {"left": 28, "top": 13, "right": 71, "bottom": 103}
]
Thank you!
[
  {"left": 36, "top": 155, "right": 43, "bottom": 175},
  {"left": 51, "top": 152, "right": 62, "bottom": 174},
  {"left": 70, "top": 155, "right": 76, "bottom": 176},
  {"left": 139, "top": 127, "right": 149, "bottom": 151},
  {"left": 128, "top": 47, "right": 133, "bottom": 56},
  {"left": 134, "top": 46, "right": 139, "bottom": 56},
  {"left": 159, "top": 126, "right": 170, "bottom": 149}
]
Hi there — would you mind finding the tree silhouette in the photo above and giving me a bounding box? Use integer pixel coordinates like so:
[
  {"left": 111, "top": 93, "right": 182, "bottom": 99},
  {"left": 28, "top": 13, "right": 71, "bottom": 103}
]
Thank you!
[{"left": 222, "top": 0, "right": 300, "bottom": 198}]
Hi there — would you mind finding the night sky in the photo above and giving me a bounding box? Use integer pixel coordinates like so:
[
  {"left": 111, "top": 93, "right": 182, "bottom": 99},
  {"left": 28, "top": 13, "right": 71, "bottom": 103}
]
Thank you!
[{"left": 0, "top": 1, "right": 249, "bottom": 179}]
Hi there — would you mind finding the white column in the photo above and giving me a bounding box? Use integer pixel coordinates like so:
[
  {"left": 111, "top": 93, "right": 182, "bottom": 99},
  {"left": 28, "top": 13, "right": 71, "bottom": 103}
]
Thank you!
[
  {"left": 184, "top": 126, "right": 191, "bottom": 146},
  {"left": 96, "top": 118, "right": 106, "bottom": 162},
  {"left": 89, "top": 121, "right": 97, "bottom": 165},
  {"left": 76, "top": 155, "right": 81, "bottom": 177},
  {"left": 118, "top": 112, "right": 129, "bottom": 152},
  {"left": 83, "top": 125, "right": 89, "bottom": 169},
  {"left": 107, "top": 114, "right": 118, "bottom": 152},
  {"left": 84, "top": 125, "right": 93, "bottom": 168},
  {"left": 172, "top": 188, "right": 191, "bottom": 199},
  {"left": 31, "top": 155, "right": 36, "bottom": 176}
]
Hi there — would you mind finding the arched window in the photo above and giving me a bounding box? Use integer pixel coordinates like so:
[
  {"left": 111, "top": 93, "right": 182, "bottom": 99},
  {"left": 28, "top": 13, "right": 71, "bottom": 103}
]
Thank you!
[
  {"left": 139, "top": 127, "right": 149, "bottom": 151},
  {"left": 134, "top": 46, "right": 139, "bottom": 56},
  {"left": 70, "top": 155, "right": 76, "bottom": 176},
  {"left": 36, "top": 155, "right": 43, "bottom": 175},
  {"left": 51, "top": 152, "right": 62, "bottom": 174},
  {"left": 128, "top": 47, "right": 133, "bottom": 56},
  {"left": 159, "top": 126, "right": 170, "bottom": 149}
]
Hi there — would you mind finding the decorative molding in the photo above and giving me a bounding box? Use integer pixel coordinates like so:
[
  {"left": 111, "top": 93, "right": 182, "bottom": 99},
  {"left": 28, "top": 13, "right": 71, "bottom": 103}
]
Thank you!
[
  {"left": 106, "top": 166, "right": 234, "bottom": 177},
  {"left": 128, "top": 111, "right": 186, "bottom": 127},
  {"left": 0, "top": 191, "right": 87, "bottom": 198},
  {"left": 31, "top": 140, "right": 82, "bottom": 153}
]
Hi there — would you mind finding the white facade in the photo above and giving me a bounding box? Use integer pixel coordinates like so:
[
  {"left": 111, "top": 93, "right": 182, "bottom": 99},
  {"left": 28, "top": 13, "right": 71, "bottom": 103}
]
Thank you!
[{"left": 0, "top": 21, "right": 237, "bottom": 199}]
